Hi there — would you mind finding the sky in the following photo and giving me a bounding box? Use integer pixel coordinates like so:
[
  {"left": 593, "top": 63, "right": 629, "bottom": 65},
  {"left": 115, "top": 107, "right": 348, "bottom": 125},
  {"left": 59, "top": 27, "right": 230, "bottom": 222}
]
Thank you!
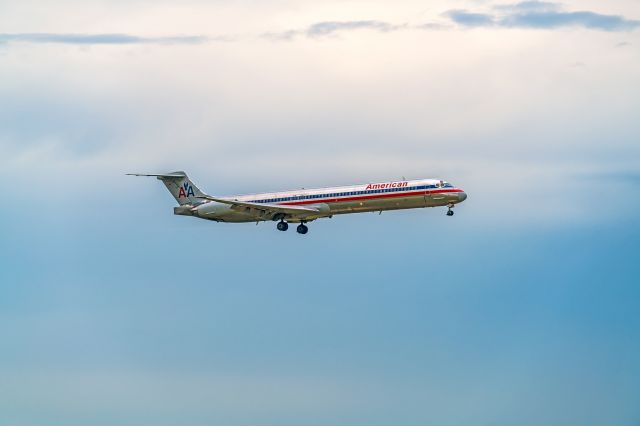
[{"left": 1, "top": 1, "right": 639, "bottom": 425}]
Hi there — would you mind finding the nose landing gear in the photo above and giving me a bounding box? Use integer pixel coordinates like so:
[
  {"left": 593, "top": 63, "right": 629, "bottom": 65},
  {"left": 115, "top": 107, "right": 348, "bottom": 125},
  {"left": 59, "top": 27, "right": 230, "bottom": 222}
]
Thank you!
[{"left": 446, "top": 203, "right": 455, "bottom": 216}]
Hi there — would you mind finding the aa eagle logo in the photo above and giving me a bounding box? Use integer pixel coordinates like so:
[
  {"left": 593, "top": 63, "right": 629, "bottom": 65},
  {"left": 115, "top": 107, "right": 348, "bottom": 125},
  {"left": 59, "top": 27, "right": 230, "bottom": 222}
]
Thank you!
[{"left": 178, "top": 182, "right": 195, "bottom": 198}]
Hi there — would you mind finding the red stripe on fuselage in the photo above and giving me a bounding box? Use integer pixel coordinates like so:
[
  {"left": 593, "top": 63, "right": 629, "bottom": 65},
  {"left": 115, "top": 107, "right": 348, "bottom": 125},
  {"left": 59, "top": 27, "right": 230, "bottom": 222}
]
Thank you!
[{"left": 278, "top": 188, "right": 463, "bottom": 206}]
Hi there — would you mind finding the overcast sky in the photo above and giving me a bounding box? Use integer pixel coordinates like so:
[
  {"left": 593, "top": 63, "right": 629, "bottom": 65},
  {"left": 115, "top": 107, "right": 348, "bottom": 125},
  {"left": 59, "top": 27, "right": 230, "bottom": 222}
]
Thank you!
[{"left": 1, "top": 1, "right": 639, "bottom": 425}]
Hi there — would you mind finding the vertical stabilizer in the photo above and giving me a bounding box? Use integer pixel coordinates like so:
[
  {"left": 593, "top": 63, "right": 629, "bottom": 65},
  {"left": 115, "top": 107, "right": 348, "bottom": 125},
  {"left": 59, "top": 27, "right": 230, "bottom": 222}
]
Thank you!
[{"left": 127, "top": 171, "right": 206, "bottom": 205}]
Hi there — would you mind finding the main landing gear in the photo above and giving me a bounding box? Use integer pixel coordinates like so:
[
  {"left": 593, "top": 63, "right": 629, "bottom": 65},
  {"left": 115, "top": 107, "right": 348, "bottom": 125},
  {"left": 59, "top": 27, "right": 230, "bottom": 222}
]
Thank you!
[
  {"left": 446, "top": 203, "right": 455, "bottom": 216},
  {"left": 276, "top": 220, "right": 309, "bottom": 234}
]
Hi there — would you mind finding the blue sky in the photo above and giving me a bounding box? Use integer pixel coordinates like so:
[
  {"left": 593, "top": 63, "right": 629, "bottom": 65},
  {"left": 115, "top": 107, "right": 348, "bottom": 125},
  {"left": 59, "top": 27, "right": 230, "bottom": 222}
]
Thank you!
[{"left": 1, "top": 1, "right": 639, "bottom": 425}]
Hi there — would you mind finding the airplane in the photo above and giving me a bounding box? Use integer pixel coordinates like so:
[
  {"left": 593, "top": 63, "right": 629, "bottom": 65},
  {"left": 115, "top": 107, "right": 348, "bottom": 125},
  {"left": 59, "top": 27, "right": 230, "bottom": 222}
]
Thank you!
[{"left": 128, "top": 171, "right": 467, "bottom": 234}]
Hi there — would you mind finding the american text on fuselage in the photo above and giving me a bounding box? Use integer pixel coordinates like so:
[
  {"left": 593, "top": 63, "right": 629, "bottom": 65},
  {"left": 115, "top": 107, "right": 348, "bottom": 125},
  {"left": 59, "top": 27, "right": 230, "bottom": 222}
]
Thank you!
[{"left": 128, "top": 172, "right": 468, "bottom": 235}]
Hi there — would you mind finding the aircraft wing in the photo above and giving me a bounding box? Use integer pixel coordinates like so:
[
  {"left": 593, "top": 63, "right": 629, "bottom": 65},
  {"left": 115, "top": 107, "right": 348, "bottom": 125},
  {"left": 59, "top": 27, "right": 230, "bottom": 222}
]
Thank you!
[{"left": 197, "top": 195, "right": 321, "bottom": 218}]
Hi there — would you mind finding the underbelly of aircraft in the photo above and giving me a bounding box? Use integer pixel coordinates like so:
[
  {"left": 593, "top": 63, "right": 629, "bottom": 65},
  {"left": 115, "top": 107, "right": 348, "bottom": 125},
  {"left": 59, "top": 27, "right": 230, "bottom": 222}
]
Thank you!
[
  {"left": 328, "top": 194, "right": 428, "bottom": 214},
  {"left": 209, "top": 193, "right": 456, "bottom": 223}
]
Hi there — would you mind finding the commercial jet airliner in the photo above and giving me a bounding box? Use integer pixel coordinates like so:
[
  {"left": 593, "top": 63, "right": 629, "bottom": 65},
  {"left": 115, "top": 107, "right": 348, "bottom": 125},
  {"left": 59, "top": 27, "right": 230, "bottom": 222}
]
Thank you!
[{"left": 128, "top": 171, "right": 467, "bottom": 234}]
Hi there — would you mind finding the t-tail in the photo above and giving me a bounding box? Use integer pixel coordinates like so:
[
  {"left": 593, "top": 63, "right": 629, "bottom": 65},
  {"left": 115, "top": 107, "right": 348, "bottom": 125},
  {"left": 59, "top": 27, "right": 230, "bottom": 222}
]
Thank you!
[{"left": 126, "top": 171, "right": 205, "bottom": 206}]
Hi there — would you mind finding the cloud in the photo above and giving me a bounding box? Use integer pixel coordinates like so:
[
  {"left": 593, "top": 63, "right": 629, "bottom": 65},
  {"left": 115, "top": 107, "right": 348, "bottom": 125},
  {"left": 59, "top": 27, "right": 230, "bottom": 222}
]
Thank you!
[
  {"left": 262, "top": 20, "right": 402, "bottom": 40},
  {"left": 445, "top": 11, "right": 495, "bottom": 27},
  {"left": 414, "top": 22, "right": 451, "bottom": 30},
  {"left": 265, "top": 3, "right": 639, "bottom": 41},
  {"left": 494, "top": 1, "right": 560, "bottom": 13},
  {"left": 307, "top": 20, "right": 399, "bottom": 37},
  {"left": 0, "top": 33, "right": 212, "bottom": 45},
  {"left": 446, "top": 2, "right": 640, "bottom": 31},
  {"left": 581, "top": 170, "right": 640, "bottom": 184},
  {"left": 4, "top": 4, "right": 637, "bottom": 49},
  {"left": 501, "top": 11, "right": 640, "bottom": 30},
  {"left": 260, "top": 30, "right": 301, "bottom": 41}
]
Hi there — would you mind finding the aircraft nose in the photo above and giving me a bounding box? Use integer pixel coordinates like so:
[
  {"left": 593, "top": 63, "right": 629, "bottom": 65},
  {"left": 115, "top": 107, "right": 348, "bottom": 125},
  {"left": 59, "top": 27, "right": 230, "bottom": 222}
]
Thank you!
[{"left": 458, "top": 191, "right": 467, "bottom": 202}]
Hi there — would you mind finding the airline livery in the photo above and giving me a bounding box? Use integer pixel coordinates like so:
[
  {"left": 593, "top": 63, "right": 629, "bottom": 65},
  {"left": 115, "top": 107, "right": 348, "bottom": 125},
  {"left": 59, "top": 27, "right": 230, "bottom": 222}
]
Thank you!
[{"left": 128, "top": 171, "right": 467, "bottom": 234}]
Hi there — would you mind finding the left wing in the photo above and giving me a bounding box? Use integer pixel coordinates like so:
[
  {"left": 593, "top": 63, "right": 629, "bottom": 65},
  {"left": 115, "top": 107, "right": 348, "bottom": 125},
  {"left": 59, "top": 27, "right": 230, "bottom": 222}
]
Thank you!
[{"left": 197, "top": 195, "right": 321, "bottom": 219}]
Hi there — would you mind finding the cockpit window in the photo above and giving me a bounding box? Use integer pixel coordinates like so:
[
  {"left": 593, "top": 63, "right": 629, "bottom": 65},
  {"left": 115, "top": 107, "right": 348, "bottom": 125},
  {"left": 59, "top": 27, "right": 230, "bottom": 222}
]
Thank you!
[{"left": 442, "top": 182, "right": 454, "bottom": 188}]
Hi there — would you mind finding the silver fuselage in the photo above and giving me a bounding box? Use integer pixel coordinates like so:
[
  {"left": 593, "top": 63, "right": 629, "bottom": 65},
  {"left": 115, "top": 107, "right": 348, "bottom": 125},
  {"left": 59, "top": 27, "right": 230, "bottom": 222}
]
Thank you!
[{"left": 186, "top": 178, "right": 467, "bottom": 223}]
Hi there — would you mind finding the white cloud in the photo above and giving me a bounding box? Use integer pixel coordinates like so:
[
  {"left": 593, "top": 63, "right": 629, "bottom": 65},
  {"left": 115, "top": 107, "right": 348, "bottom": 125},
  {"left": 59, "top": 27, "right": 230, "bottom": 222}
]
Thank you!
[
  {"left": 446, "top": 2, "right": 640, "bottom": 31},
  {"left": 0, "top": 1, "right": 638, "bottom": 226}
]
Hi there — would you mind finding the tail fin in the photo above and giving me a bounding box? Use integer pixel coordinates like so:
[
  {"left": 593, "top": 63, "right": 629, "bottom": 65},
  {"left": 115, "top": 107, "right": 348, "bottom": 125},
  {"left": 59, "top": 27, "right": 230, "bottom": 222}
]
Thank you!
[{"left": 127, "top": 171, "right": 206, "bottom": 205}]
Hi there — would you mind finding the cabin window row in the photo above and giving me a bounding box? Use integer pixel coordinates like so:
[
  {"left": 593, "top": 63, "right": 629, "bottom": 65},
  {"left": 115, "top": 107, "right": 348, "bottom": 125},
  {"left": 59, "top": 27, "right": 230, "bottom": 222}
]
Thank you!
[{"left": 250, "top": 184, "right": 443, "bottom": 204}]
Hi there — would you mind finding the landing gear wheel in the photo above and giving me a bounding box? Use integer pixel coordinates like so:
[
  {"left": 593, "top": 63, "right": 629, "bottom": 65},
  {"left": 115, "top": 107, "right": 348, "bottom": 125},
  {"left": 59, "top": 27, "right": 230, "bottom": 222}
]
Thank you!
[
  {"left": 296, "top": 224, "right": 309, "bottom": 234},
  {"left": 277, "top": 221, "right": 289, "bottom": 231},
  {"left": 447, "top": 210, "right": 454, "bottom": 216}
]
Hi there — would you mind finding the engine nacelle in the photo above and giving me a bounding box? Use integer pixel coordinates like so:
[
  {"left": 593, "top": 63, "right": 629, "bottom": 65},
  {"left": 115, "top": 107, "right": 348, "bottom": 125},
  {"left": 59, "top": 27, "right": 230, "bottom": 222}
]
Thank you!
[
  {"left": 192, "top": 202, "right": 232, "bottom": 219},
  {"left": 173, "top": 205, "right": 195, "bottom": 216}
]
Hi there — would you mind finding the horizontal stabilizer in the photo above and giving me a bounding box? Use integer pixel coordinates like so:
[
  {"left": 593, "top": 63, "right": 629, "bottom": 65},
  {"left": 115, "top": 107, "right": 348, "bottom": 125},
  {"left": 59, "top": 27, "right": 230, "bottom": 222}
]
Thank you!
[{"left": 126, "top": 172, "right": 186, "bottom": 179}]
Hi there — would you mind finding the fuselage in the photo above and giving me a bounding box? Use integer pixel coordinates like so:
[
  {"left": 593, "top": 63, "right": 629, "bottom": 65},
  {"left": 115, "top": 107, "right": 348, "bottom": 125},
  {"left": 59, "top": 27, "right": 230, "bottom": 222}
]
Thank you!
[{"left": 192, "top": 178, "right": 467, "bottom": 223}]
